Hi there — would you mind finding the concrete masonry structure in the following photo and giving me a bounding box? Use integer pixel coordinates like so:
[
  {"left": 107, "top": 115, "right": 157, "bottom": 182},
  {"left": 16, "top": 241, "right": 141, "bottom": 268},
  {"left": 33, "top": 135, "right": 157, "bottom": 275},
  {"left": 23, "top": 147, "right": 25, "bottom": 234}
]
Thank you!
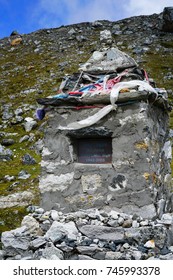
[{"left": 37, "top": 48, "right": 173, "bottom": 218}]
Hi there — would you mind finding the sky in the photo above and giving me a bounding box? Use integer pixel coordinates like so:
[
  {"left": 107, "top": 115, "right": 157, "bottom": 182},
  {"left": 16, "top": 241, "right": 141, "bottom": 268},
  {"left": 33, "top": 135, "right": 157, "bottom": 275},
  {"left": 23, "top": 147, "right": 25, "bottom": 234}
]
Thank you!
[{"left": 0, "top": 0, "right": 173, "bottom": 39}]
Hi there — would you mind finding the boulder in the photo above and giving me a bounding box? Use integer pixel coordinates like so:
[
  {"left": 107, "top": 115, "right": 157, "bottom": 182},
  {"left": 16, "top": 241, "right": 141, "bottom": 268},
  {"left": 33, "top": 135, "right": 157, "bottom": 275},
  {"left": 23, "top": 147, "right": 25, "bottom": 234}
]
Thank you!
[
  {"left": 18, "top": 170, "right": 31, "bottom": 180},
  {"left": 0, "top": 250, "right": 4, "bottom": 260},
  {"left": 100, "top": 30, "right": 112, "bottom": 43},
  {"left": 1, "top": 226, "right": 30, "bottom": 256},
  {"left": 0, "top": 191, "right": 34, "bottom": 208},
  {"left": 160, "top": 213, "right": 173, "bottom": 225},
  {"left": 2, "top": 105, "right": 13, "bottom": 120},
  {"left": 105, "top": 251, "right": 123, "bottom": 260},
  {"left": 10, "top": 37, "right": 22, "bottom": 46},
  {"left": 41, "top": 243, "right": 64, "bottom": 260},
  {"left": 76, "top": 244, "right": 103, "bottom": 256},
  {"left": 79, "top": 225, "right": 124, "bottom": 242},
  {"left": 23, "top": 117, "right": 37, "bottom": 132},
  {"left": 10, "top": 30, "right": 20, "bottom": 36},
  {"left": 22, "top": 153, "right": 36, "bottom": 165},
  {"left": 1, "top": 139, "right": 15, "bottom": 146},
  {"left": 162, "top": 7, "right": 173, "bottom": 32},
  {"left": 79, "top": 47, "right": 137, "bottom": 73},
  {"left": 21, "top": 215, "right": 41, "bottom": 235},
  {"left": 30, "top": 237, "right": 46, "bottom": 249},
  {"left": 0, "top": 144, "right": 13, "bottom": 161},
  {"left": 45, "top": 221, "right": 79, "bottom": 243}
]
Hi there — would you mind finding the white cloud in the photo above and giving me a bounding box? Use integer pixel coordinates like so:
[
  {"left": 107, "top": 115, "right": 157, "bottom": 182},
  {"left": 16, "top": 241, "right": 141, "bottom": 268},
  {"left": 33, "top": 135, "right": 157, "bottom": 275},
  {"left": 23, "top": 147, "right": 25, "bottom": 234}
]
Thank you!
[
  {"left": 123, "top": 0, "right": 173, "bottom": 16},
  {"left": 32, "top": 0, "right": 173, "bottom": 29},
  {"left": 32, "top": 0, "right": 126, "bottom": 28},
  {"left": 38, "top": 0, "right": 77, "bottom": 16},
  {"left": 61, "top": 0, "right": 120, "bottom": 23},
  {"left": 32, "top": 0, "right": 77, "bottom": 28}
]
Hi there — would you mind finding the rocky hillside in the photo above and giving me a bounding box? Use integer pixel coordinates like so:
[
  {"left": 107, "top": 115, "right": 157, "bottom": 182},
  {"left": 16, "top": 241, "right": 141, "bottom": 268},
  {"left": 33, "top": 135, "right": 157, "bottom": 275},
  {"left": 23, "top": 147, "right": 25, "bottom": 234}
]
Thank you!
[{"left": 0, "top": 7, "right": 173, "bottom": 233}]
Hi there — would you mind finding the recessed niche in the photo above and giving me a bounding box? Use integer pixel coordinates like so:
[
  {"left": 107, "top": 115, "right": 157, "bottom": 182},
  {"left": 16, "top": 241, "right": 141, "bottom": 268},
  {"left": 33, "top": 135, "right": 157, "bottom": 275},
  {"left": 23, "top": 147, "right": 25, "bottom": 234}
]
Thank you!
[{"left": 76, "top": 137, "right": 112, "bottom": 164}]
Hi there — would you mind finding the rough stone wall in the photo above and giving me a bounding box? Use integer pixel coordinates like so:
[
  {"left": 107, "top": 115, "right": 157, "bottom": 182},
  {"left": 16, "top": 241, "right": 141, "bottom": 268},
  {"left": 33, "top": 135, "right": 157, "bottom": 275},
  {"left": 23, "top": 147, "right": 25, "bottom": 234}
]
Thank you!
[{"left": 39, "top": 100, "right": 171, "bottom": 218}]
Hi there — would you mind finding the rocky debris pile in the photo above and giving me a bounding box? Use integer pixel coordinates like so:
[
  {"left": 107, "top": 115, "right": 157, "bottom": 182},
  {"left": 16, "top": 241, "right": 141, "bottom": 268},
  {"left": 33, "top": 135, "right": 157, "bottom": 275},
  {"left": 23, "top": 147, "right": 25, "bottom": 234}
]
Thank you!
[
  {"left": 0, "top": 103, "right": 38, "bottom": 133},
  {"left": 1, "top": 208, "right": 173, "bottom": 260}
]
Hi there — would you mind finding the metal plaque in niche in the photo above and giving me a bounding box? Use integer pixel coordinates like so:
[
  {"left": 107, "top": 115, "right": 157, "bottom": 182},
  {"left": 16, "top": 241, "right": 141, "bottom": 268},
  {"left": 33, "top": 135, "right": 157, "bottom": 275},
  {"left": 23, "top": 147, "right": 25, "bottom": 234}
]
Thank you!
[{"left": 77, "top": 138, "right": 112, "bottom": 164}]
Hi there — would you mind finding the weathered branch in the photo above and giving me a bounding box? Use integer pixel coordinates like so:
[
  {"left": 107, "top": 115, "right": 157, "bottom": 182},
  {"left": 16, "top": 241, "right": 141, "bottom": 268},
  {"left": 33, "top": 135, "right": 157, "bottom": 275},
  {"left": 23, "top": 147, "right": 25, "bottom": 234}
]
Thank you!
[
  {"left": 36, "top": 91, "right": 171, "bottom": 111},
  {"left": 36, "top": 91, "right": 149, "bottom": 106}
]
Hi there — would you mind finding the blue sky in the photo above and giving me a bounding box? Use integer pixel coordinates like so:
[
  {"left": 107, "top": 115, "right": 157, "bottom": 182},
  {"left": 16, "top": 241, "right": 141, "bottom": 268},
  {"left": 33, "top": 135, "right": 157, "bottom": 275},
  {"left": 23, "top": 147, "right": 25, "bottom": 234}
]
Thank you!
[{"left": 0, "top": 0, "right": 173, "bottom": 39}]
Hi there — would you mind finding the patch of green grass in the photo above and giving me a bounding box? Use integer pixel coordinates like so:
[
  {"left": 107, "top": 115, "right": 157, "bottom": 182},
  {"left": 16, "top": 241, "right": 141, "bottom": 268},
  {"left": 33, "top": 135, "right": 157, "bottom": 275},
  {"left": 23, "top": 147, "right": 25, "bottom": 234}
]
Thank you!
[
  {"left": 161, "top": 41, "right": 173, "bottom": 49},
  {"left": 0, "top": 127, "right": 42, "bottom": 197},
  {"left": 0, "top": 121, "right": 42, "bottom": 232},
  {"left": 0, "top": 206, "right": 29, "bottom": 234}
]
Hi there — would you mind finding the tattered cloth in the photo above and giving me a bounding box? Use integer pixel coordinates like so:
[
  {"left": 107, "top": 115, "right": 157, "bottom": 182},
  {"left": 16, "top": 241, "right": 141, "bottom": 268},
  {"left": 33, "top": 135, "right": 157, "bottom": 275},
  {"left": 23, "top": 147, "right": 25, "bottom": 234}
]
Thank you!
[
  {"left": 58, "top": 80, "right": 157, "bottom": 130},
  {"left": 36, "top": 48, "right": 171, "bottom": 127}
]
